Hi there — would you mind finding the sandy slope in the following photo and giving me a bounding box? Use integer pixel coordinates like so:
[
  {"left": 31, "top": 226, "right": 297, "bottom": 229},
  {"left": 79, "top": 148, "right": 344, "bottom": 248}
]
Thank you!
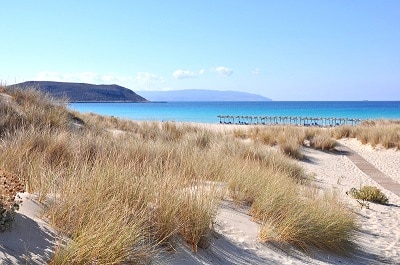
[
  {"left": 158, "top": 139, "right": 400, "bottom": 265},
  {"left": 0, "top": 193, "right": 56, "bottom": 265},
  {"left": 298, "top": 145, "right": 400, "bottom": 264}
]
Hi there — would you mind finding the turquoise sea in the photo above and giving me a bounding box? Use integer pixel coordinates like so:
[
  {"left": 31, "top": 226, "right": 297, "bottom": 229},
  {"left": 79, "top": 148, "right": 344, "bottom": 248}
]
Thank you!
[{"left": 69, "top": 101, "right": 400, "bottom": 124}]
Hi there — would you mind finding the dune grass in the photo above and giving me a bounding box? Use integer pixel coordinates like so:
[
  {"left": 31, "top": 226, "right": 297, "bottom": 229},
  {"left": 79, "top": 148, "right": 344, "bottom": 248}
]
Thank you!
[
  {"left": 0, "top": 85, "right": 373, "bottom": 263},
  {"left": 224, "top": 142, "right": 356, "bottom": 254},
  {"left": 255, "top": 187, "right": 356, "bottom": 254},
  {"left": 235, "top": 125, "right": 340, "bottom": 158},
  {"left": 309, "top": 130, "right": 337, "bottom": 150},
  {"left": 331, "top": 120, "right": 400, "bottom": 149}
]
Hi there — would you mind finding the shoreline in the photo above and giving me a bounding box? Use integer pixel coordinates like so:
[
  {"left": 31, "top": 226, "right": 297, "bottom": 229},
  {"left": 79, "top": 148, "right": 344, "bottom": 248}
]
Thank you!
[{"left": 69, "top": 101, "right": 400, "bottom": 124}]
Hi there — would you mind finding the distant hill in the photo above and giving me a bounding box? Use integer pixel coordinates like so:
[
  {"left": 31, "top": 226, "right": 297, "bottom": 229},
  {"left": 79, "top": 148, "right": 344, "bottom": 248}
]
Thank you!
[
  {"left": 136, "top": 89, "right": 271, "bottom": 101},
  {"left": 9, "top": 81, "right": 148, "bottom": 102}
]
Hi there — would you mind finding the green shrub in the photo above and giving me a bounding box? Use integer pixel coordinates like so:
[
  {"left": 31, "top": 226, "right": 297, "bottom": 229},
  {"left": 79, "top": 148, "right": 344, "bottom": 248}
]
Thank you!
[
  {"left": 0, "top": 203, "right": 18, "bottom": 232},
  {"left": 348, "top": 186, "right": 389, "bottom": 205}
]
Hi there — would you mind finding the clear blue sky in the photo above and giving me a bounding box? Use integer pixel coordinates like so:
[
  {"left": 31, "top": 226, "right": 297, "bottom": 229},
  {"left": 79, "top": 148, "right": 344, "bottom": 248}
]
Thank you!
[{"left": 1, "top": 1, "right": 399, "bottom": 100}]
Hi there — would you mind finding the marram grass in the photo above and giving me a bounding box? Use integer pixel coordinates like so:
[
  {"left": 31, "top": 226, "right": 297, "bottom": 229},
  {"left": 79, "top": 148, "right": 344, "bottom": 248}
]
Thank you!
[{"left": 5, "top": 85, "right": 396, "bottom": 263}]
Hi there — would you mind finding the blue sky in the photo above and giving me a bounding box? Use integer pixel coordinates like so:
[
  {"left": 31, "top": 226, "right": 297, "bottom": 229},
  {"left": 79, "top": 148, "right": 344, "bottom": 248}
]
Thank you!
[{"left": 1, "top": 1, "right": 399, "bottom": 100}]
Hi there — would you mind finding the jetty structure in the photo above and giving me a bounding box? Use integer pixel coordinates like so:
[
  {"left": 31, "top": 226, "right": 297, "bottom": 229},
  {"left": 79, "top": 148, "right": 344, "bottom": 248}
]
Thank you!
[{"left": 217, "top": 115, "right": 363, "bottom": 126}]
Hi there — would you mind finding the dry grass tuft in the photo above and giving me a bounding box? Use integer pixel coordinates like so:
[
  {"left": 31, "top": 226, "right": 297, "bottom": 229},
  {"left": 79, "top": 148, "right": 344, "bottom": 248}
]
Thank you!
[
  {"left": 331, "top": 120, "right": 400, "bottom": 149},
  {"left": 278, "top": 137, "right": 304, "bottom": 159},
  {"left": 331, "top": 125, "right": 355, "bottom": 139},
  {"left": 309, "top": 131, "right": 337, "bottom": 151},
  {"left": 357, "top": 120, "right": 400, "bottom": 149},
  {"left": 52, "top": 204, "right": 151, "bottom": 265},
  {"left": 252, "top": 180, "right": 356, "bottom": 254},
  {"left": 233, "top": 128, "right": 247, "bottom": 139},
  {"left": 0, "top": 87, "right": 71, "bottom": 136},
  {"left": 258, "top": 192, "right": 357, "bottom": 254}
]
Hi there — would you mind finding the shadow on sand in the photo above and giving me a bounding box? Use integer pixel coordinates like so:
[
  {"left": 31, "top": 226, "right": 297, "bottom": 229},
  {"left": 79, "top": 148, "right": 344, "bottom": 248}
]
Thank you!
[{"left": 0, "top": 212, "right": 56, "bottom": 265}]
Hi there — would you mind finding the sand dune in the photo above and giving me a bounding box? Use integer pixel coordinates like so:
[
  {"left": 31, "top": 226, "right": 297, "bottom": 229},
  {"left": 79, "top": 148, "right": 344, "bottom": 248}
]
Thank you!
[
  {"left": 159, "top": 139, "right": 400, "bottom": 264},
  {"left": 298, "top": 145, "right": 400, "bottom": 264},
  {"left": 1, "top": 138, "right": 399, "bottom": 264}
]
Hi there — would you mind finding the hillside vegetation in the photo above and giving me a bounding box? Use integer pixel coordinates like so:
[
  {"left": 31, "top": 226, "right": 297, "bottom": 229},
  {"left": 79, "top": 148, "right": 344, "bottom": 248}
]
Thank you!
[
  {"left": 3, "top": 85, "right": 399, "bottom": 264},
  {"left": 8, "top": 81, "right": 148, "bottom": 102}
]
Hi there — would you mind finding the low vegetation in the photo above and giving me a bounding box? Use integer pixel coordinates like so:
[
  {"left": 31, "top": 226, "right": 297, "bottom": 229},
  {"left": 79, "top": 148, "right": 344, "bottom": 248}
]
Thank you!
[
  {"left": 1, "top": 85, "right": 397, "bottom": 263},
  {"left": 331, "top": 120, "right": 400, "bottom": 149},
  {"left": 0, "top": 169, "right": 25, "bottom": 232},
  {"left": 256, "top": 190, "right": 356, "bottom": 253},
  {"left": 233, "top": 119, "right": 400, "bottom": 161},
  {"left": 235, "top": 125, "right": 337, "bottom": 159},
  {"left": 309, "top": 131, "right": 337, "bottom": 150},
  {"left": 348, "top": 186, "right": 389, "bottom": 205}
]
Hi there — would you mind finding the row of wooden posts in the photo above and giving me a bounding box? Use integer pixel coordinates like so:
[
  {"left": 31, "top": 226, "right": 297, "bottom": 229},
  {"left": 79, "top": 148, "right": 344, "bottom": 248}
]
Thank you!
[{"left": 217, "top": 115, "right": 363, "bottom": 126}]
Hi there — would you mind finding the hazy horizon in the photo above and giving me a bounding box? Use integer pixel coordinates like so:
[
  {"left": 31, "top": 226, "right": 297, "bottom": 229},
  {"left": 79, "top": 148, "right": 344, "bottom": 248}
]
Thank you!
[{"left": 1, "top": 1, "right": 399, "bottom": 101}]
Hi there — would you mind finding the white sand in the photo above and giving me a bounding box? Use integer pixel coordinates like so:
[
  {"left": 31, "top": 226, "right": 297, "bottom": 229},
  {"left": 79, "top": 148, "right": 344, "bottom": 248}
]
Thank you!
[
  {"left": 298, "top": 145, "right": 400, "bottom": 264},
  {"left": 2, "top": 137, "right": 399, "bottom": 264},
  {"left": 338, "top": 138, "right": 400, "bottom": 184}
]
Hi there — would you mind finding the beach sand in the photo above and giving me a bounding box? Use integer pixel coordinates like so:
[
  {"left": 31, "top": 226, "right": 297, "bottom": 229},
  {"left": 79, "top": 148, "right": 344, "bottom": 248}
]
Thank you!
[
  {"left": 0, "top": 193, "right": 56, "bottom": 265},
  {"left": 1, "top": 136, "right": 399, "bottom": 264}
]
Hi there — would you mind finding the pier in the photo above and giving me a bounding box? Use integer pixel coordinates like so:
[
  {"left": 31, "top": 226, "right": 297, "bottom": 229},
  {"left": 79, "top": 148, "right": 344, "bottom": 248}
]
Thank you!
[{"left": 217, "top": 115, "right": 363, "bottom": 126}]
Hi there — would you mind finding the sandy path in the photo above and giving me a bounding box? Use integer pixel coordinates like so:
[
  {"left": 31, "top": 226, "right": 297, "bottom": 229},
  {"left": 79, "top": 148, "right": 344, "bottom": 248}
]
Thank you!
[{"left": 338, "top": 138, "right": 400, "bottom": 184}]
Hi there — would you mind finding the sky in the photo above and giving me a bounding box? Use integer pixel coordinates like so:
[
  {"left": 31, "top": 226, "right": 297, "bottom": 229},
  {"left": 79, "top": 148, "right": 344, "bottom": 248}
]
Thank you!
[{"left": 1, "top": 1, "right": 399, "bottom": 101}]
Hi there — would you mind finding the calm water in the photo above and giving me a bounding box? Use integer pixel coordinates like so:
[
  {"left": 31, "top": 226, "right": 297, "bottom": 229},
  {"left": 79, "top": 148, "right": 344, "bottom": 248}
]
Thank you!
[{"left": 69, "top": 101, "right": 400, "bottom": 124}]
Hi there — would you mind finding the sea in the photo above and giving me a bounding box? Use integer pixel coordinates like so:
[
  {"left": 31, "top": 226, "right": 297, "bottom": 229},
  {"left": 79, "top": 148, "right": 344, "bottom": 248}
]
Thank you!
[{"left": 69, "top": 101, "right": 400, "bottom": 124}]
